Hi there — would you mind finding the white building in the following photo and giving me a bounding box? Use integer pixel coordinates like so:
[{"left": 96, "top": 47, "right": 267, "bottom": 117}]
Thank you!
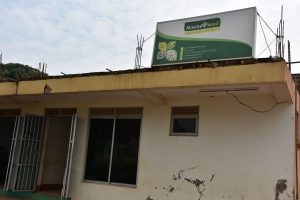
[{"left": 0, "top": 58, "right": 298, "bottom": 200}]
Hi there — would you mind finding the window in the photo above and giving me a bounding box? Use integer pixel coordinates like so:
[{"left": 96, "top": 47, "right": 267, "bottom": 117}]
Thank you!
[
  {"left": 170, "top": 106, "right": 199, "bottom": 136},
  {"left": 84, "top": 107, "right": 142, "bottom": 186}
]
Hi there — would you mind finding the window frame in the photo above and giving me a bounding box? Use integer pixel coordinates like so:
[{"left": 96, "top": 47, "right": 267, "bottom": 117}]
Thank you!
[
  {"left": 83, "top": 112, "right": 142, "bottom": 188},
  {"left": 170, "top": 106, "right": 199, "bottom": 136}
]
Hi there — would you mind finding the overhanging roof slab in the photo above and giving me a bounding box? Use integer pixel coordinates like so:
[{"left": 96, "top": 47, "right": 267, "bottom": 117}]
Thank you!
[{"left": 0, "top": 61, "right": 294, "bottom": 103}]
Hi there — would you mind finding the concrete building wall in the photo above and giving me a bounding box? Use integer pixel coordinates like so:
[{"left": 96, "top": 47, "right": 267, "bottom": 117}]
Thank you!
[
  {"left": 64, "top": 94, "right": 295, "bottom": 200},
  {"left": 0, "top": 93, "right": 295, "bottom": 200}
]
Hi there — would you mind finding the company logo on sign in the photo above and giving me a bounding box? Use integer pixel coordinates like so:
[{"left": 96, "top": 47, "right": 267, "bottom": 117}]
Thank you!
[{"left": 184, "top": 18, "right": 221, "bottom": 34}]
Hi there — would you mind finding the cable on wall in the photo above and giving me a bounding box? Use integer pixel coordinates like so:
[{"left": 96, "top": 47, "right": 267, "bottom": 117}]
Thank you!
[{"left": 226, "top": 91, "right": 288, "bottom": 113}]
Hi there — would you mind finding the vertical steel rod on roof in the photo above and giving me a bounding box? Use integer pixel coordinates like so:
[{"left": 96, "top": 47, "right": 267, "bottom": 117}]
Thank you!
[
  {"left": 134, "top": 35, "right": 144, "bottom": 69},
  {"left": 288, "top": 40, "right": 291, "bottom": 71},
  {"left": 275, "top": 6, "right": 285, "bottom": 59},
  {"left": 276, "top": 28, "right": 278, "bottom": 56},
  {"left": 282, "top": 20, "right": 285, "bottom": 58},
  {"left": 280, "top": 6, "right": 284, "bottom": 58}
]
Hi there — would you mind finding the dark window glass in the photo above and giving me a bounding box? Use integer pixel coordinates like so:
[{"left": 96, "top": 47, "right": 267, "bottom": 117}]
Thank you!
[
  {"left": 84, "top": 118, "right": 114, "bottom": 182},
  {"left": 0, "top": 117, "right": 16, "bottom": 184},
  {"left": 110, "top": 118, "right": 141, "bottom": 185},
  {"left": 173, "top": 118, "right": 197, "bottom": 133}
]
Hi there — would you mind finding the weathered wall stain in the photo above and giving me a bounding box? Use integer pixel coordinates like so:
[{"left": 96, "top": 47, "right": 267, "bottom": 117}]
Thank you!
[
  {"left": 184, "top": 178, "right": 206, "bottom": 199},
  {"left": 146, "top": 166, "right": 216, "bottom": 200},
  {"left": 168, "top": 185, "right": 175, "bottom": 193},
  {"left": 179, "top": 166, "right": 199, "bottom": 173},
  {"left": 146, "top": 195, "right": 154, "bottom": 200},
  {"left": 209, "top": 174, "right": 216, "bottom": 182},
  {"left": 274, "top": 179, "right": 287, "bottom": 200}
]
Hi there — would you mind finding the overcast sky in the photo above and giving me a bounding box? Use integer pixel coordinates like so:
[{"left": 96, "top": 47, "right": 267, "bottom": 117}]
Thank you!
[{"left": 0, "top": 0, "right": 299, "bottom": 75}]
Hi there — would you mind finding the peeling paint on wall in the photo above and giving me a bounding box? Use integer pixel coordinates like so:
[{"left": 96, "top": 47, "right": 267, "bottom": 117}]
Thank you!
[
  {"left": 274, "top": 179, "right": 288, "bottom": 200},
  {"left": 146, "top": 195, "right": 154, "bottom": 200},
  {"left": 146, "top": 166, "right": 216, "bottom": 200},
  {"left": 184, "top": 177, "right": 205, "bottom": 199},
  {"left": 209, "top": 174, "right": 216, "bottom": 182}
]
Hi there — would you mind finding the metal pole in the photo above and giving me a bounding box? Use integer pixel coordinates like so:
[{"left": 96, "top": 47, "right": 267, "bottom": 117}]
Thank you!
[{"left": 288, "top": 40, "right": 291, "bottom": 71}]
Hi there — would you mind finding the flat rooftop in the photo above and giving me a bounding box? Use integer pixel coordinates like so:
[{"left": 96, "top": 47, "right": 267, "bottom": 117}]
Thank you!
[{"left": 0, "top": 57, "right": 285, "bottom": 83}]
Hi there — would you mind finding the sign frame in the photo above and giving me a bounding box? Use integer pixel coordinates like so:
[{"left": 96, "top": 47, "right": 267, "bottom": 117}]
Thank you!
[{"left": 151, "top": 7, "right": 257, "bottom": 67}]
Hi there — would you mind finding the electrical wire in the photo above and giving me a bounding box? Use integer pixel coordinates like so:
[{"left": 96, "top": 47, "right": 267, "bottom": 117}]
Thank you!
[
  {"left": 257, "top": 38, "right": 276, "bottom": 57},
  {"left": 257, "top": 12, "right": 277, "bottom": 36},
  {"left": 258, "top": 16, "right": 272, "bottom": 56},
  {"left": 226, "top": 91, "right": 288, "bottom": 113},
  {"left": 144, "top": 33, "right": 155, "bottom": 43}
]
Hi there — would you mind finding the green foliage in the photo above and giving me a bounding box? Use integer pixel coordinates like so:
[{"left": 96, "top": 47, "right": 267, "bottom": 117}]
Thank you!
[{"left": 0, "top": 63, "right": 47, "bottom": 81}]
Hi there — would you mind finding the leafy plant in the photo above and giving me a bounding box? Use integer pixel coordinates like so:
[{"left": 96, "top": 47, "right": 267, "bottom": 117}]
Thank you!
[{"left": 0, "top": 63, "right": 47, "bottom": 81}]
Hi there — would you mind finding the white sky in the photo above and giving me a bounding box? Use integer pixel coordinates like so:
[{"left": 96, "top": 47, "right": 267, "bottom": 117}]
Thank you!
[{"left": 0, "top": 0, "right": 299, "bottom": 75}]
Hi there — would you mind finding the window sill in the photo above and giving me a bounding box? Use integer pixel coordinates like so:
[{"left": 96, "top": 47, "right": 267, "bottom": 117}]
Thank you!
[
  {"left": 170, "top": 132, "right": 198, "bottom": 136},
  {"left": 82, "top": 179, "right": 137, "bottom": 189}
]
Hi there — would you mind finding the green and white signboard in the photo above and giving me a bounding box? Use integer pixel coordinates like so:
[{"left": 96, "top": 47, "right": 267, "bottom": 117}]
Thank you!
[{"left": 152, "top": 7, "right": 257, "bottom": 66}]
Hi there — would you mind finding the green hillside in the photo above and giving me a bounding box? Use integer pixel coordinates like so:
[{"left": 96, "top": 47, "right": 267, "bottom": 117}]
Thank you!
[{"left": 0, "top": 63, "right": 47, "bottom": 81}]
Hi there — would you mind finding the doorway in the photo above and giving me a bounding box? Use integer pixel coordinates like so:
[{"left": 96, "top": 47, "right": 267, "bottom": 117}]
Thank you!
[
  {"left": 0, "top": 116, "right": 16, "bottom": 187},
  {"left": 37, "top": 108, "right": 77, "bottom": 199},
  {"left": 0, "top": 109, "right": 20, "bottom": 189},
  {"left": 3, "top": 108, "right": 77, "bottom": 199},
  {"left": 38, "top": 116, "right": 71, "bottom": 197}
]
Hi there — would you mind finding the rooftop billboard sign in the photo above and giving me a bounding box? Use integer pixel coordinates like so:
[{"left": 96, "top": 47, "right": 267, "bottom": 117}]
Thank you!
[{"left": 151, "top": 7, "right": 257, "bottom": 66}]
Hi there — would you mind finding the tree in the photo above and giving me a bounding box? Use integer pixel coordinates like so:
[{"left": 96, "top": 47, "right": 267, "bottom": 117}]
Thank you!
[{"left": 0, "top": 63, "right": 47, "bottom": 81}]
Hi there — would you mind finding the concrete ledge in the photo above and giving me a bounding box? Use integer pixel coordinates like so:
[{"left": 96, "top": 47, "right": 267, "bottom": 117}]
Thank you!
[{"left": 0, "top": 61, "right": 288, "bottom": 96}]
